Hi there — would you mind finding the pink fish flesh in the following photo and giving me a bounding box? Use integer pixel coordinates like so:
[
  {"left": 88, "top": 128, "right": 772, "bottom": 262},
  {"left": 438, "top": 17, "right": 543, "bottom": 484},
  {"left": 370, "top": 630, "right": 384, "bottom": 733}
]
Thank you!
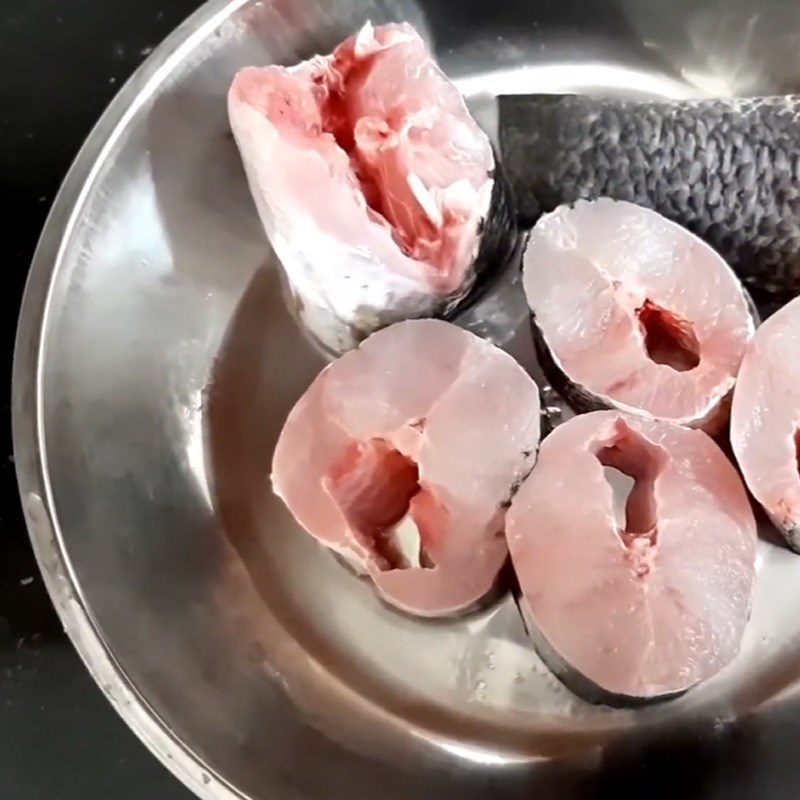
[
  {"left": 523, "top": 198, "right": 755, "bottom": 432},
  {"left": 272, "top": 319, "right": 541, "bottom": 617},
  {"left": 229, "top": 22, "right": 515, "bottom": 355},
  {"left": 507, "top": 410, "right": 756, "bottom": 702},
  {"left": 731, "top": 295, "right": 800, "bottom": 551}
]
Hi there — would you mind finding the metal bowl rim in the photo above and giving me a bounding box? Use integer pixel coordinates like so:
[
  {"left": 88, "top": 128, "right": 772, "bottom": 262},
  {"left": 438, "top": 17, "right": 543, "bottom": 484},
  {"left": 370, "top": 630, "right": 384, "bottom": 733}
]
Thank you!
[{"left": 11, "top": 1, "right": 249, "bottom": 797}]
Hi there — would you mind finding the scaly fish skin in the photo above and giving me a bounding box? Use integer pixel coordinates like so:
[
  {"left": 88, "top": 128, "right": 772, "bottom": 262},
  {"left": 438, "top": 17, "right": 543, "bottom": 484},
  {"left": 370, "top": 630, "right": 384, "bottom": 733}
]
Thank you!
[{"left": 500, "top": 94, "right": 800, "bottom": 296}]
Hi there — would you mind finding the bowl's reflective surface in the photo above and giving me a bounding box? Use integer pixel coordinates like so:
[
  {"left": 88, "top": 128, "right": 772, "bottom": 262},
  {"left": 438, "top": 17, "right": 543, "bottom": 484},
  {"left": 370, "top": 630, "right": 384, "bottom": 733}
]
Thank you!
[{"left": 13, "top": 1, "right": 800, "bottom": 798}]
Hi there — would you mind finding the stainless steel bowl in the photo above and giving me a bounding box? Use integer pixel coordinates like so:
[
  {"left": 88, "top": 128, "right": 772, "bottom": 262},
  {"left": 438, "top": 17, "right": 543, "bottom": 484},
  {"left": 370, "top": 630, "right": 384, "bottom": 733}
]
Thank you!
[{"left": 13, "top": 1, "right": 800, "bottom": 798}]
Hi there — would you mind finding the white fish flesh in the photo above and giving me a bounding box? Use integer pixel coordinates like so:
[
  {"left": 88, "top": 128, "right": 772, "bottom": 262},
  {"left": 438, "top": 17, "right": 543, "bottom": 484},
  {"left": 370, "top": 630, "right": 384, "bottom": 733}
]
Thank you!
[
  {"left": 229, "top": 22, "right": 516, "bottom": 355},
  {"left": 523, "top": 198, "right": 755, "bottom": 432},
  {"left": 271, "top": 319, "right": 541, "bottom": 617},
  {"left": 731, "top": 294, "right": 800, "bottom": 551},
  {"left": 507, "top": 410, "right": 757, "bottom": 702}
]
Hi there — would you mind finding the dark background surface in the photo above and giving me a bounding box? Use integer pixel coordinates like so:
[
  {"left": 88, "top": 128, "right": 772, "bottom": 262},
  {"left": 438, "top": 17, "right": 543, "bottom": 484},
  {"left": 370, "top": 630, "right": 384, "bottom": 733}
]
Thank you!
[{"left": 2, "top": 2, "right": 200, "bottom": 796}]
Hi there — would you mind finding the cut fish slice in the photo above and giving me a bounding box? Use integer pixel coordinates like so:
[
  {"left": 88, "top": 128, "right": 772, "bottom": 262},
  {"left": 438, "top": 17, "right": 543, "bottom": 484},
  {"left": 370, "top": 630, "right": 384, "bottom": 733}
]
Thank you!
[
  {"left": 272, "top": 319, "right": 541, "bottom": 617},
  {"left": 229, "top": 22, "right": 516, "bottom": 355},
  {"left": 523, "top": 198, "right": 755, "bottom": 432},
  {"left": 731, "top": 295, "right": 800, "bottom": 551},
  {"left": 507, "top": 411, "right": 757, "bottom": 703}
]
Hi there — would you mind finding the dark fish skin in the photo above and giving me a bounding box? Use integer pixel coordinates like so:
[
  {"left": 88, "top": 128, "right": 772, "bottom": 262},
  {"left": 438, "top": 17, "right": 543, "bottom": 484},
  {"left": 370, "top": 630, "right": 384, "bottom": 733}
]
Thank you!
[{"left": 499, "top": 93, "right": 800, "bottom": 297}]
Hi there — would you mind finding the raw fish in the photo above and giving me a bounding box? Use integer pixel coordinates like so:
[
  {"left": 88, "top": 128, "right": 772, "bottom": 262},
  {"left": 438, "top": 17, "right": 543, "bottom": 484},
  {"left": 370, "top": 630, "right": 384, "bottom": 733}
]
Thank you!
[
  {"left": 731, "top": 294, "right": 800, "bottom": 551},
  {"left": 229, "top": 22, "right": 516, "bottom": 355},
  {"left": 523, "top": 198, "right": 755, "bottom": 432},
  {"left": 507, "top": 411, "right": 757, "bottom": 703},
  {"left": 272, "top": 319, "right": 541, "bottom": 617},
  {"left": 499, "top": 93, "right": 800, "bottom": 297}
]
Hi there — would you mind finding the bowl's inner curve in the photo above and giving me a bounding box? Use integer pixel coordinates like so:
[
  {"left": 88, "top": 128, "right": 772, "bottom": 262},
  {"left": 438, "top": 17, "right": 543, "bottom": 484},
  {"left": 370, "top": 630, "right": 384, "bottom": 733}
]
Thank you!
[{"left": 31, "top": 0, "right": 800, "bottom": 797}]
